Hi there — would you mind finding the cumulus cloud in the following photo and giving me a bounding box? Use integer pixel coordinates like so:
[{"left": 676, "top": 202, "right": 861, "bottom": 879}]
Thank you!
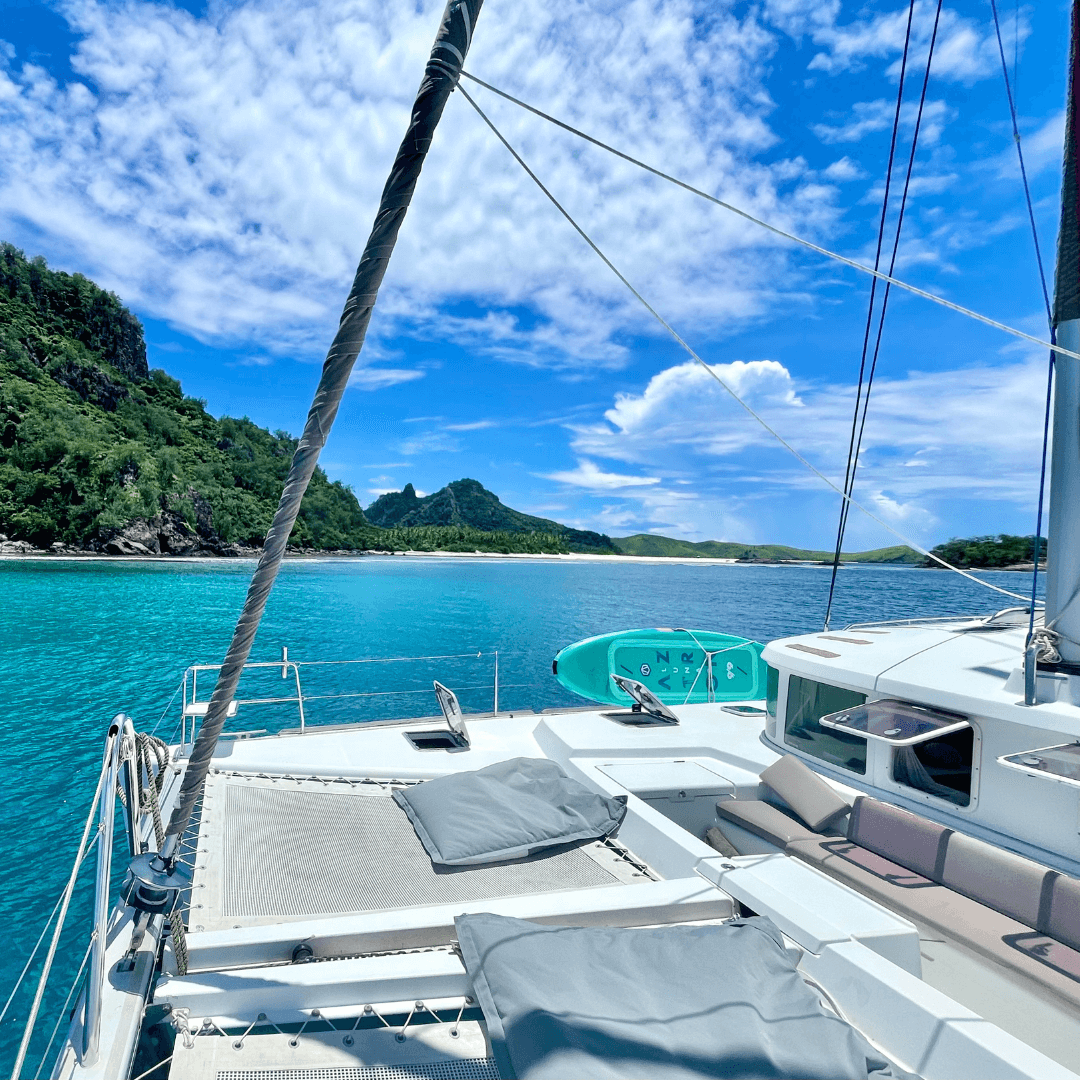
[
  {"left": 823, "top": 156, "right": 864, "bottom": 181},
  {"left": 814, "top": 99, "right": 950, "bottom": 146},
  {"left": 567, "top": 354, "right": 1049, "bottom": 540},
  {"left": 0, "top": 0, "right": 848, "bottom": 371},
  {"left": 791, "top": 0, "right": 1024, "bottom": 83},
  {"left": 544, "top": 459, "right": 660, "bottom": 490}
]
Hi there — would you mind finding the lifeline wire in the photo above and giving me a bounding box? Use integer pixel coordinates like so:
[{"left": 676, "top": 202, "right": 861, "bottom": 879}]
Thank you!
[
  {"left": 456, "top": 83, "right": 1029, "bottom": 603},
  {"left": 990, "top": 0, "right": 1057, "bottom": 647},
  {"left": 457, "top": 68, "right": 1080, "bottom": 365},
  {"left": 11, "top": 758, "right": 109, "bottom": 1079},
  {"left": 826, "top": 0, "right": 943, "bottom": 629}
]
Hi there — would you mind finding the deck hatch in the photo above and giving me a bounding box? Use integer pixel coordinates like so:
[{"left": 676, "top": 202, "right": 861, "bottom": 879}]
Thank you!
[
  {"left": 999, "top": 741, "right": 1080, "bottom": 788},
  {"left": 201, "top": 778, "right": 644, "bottom": 927},
  {"left": 819, "top": 698, "right": 969, "bottom": 746}
]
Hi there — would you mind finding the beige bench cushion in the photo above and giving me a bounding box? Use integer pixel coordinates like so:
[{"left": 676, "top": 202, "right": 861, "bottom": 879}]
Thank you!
[
  {"left": 847, "top": 797, "right": 951, "bottom": 880},
  {"left": 760, "top": 754, "right": 850, "bottom": 830},
  {"left": 788, "top": 838, "right": 1080, "bottom": 1008},
  {"left": 715, "top": 799, "right": 819, "bottom": 846},
  {"left": 940, "top": 830, "right": 1052, "bottom": 929},
  {"left": 1046, "top": 873, "right": 1080, "bottom": 952}
]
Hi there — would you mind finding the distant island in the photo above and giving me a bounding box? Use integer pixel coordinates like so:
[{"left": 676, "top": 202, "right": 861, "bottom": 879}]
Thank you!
[
  {"left": 923, "top": 534, "right": 1045, "bottom": 571},
  {"left": 612, "top": 534, "right": 920, "bottom": 564},
  {"left": 0, "top": 244, "right": 1029, "bottom": 567}
]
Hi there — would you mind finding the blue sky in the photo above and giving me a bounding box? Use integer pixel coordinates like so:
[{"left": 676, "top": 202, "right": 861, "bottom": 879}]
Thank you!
[{"left": 0, "top": 0, "right": 1071, "bottom": 549}]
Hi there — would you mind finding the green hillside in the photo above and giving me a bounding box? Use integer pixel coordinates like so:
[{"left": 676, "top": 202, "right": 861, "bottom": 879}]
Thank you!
[
  {"left": 0, "top": 245, "right": 610, "bottom": 557},
  {"left": 0, "top": 244, "right": 379, "bottom": 553},
  {"left": 613, "top": 533, "right": 921, "bottom": 564},
  {"left": 367, "top": 480, "right": 618, "bottom": 553},
  {"left": 925, "top": 534, "right": 1044, "bottom": 569}
]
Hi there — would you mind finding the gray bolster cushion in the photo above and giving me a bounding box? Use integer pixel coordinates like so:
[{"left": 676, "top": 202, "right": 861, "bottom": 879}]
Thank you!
[
  {"left": 393, "top": 756, "right": 627, "bottom": 866},
  {"left": 760, "top": 754, "right": 850, "bottom": 831}
]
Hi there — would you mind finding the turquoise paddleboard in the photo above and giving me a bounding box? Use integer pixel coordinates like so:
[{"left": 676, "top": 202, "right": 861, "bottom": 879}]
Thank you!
[{"left": 552, "top": 628, "right": 767, "bottom": 706}]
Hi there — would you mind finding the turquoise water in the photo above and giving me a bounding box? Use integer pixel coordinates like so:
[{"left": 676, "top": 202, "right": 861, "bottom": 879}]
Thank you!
[{"left": 0, "top": 555, "right": 1042, "bottom": 1071}]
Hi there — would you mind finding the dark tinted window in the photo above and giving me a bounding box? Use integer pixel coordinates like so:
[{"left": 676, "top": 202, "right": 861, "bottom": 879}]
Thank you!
[
  {"left": 766, "top": 665, "right": 779, "bottom": 719},
  {"left": 892, "top": 727, "right": 973, "bottom": 806},
  {"left": 784, "top": 675, "right": 867, "bottom": 774}
]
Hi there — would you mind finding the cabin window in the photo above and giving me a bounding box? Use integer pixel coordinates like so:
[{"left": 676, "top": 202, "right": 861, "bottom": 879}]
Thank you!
[
  {"left": 892, "top": 727, "right": 973, "bottom": 806},
  {"left": 784, "top": 676, "right": 867, "bottom": 774},
  {"left": 766, "top": 665, "right": 779, "bottom": 719}
]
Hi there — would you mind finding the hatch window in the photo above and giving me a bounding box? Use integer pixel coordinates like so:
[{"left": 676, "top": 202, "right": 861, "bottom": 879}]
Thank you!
[
  {"left": 784, "top": 676, "right": 867, "bottom": 774},
  {"left": 891, "top": 727, "right": 973, "bottom": 806},
  {"left": 766, "top": 664, "right": 779, "bottom": 720}
]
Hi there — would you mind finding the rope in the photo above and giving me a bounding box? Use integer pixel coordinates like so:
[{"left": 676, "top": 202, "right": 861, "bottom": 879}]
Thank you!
[
  {"left": 825, "top": 0, "right": 941, "bottom": 629},
  {"left": 10, "top": 749, "right": 110, "bottom": 1080},
  {"left": 163, "top": 0, "right": 487, "bottom": 846},
  {"left": 168, "top": 889, "right": 189, "bottom": 977},
  {"left": 988, "top": 0, "right": 1057, "bottom": 649},
  {"left": 457, "top": 69, "right": 1080, "bottom": 364},
  {"left": 457, "top": 84, "right": 1030, "bottom": 604},
  {"left": 989, "top": 0, "right": 1054, "bottom": 324}
]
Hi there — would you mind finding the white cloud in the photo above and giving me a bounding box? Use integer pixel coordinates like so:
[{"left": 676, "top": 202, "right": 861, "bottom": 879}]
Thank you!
[
  {"left": 544, "top": 459, "right": 661, "bottom": 490},
  {"left": 823, "top": 156, "right": 864, "bottom": 181},
  {"left": 348, "top": 367, "right": 425, "bottom": 389},
  {"left": 398, "top": 430, "right": 460, "bottom": 456},
  {"left": 814, "top": 98, "right": 949, "bottom": 146},
  {"left": 792, "top": 1, "right": 1024, "bottom": 83},
  {"left": 0, "top": 0, "right": 847, "bottom": 372},
  {"left": 444, "top": 420, "right": 497, "bottom": 432},
  {"left": 571, "top": 354, "right": 1050, "bottom": 522}
]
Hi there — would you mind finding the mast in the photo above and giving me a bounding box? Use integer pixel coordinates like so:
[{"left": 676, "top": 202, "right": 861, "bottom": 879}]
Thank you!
[
  {"left": 162, "top": 0, "right": 485, "bottom": 844},
  {"left": 1047, "top": 0, "right": 1080, "bottom": 665}
]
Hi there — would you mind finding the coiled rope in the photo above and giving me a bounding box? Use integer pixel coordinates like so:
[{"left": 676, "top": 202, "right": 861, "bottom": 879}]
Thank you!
[{"left": 456, "top": 83, "right": 1030, "bottom": 603}]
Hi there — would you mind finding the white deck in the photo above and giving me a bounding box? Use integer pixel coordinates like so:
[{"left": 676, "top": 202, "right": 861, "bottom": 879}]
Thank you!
[{"left": 132, "top": 702, "right": 1080, "bottom": 1079}]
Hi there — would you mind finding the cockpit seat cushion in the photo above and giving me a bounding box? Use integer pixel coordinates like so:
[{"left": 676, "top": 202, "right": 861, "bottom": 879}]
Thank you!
[
  {"left": 760, "top": 754, "right": 852, "bottom": 830},
  {"left": 392, "top": 756, "right": 627, "bottom": 866},
  {"left": 1047, "top": 873, "right": 1080, "bottom": 952},
  {"left": 715, "top": 798, "right": 820, "bottom": 847},
  {"left": 846, "top": 797, "right": 951, "bottom": 881},
  {"left": 940, "top": 830, "right": 1052, "bottom": 929},
  {"left": 788, "top": 835, "right": 1080, "bottom": 1007}
]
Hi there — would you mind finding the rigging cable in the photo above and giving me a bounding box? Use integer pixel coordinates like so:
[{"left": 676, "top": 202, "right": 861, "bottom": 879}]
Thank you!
[
  {"left": 990, "top": 0, "right": 1057, "bottom": 651},
  {"left": 457, "top": 68, "right": 1080, "bottom": 364},
  {"left": 825, "top": 0, "right": 940, "bottom": 630},
  {"left": 456, "top": 83, "right": 1028, "bottom": 603}
]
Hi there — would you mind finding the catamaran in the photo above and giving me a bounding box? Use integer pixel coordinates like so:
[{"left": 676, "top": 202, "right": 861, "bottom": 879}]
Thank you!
[{"left": 12, "top": 0, "right": 1080, "bottom": 1076}]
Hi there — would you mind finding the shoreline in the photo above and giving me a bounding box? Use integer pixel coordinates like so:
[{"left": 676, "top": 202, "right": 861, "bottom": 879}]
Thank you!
[{"left": 0, "top": 547, "right": 996, "bottom": 568}]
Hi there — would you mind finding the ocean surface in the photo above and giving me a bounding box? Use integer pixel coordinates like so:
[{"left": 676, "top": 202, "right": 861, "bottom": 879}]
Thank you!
[{"left": 0, "top": 554, "right": 1043, "bottom": 1072}]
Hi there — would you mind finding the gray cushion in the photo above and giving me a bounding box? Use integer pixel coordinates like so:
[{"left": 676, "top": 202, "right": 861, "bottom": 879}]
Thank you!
[
  {"left": 716, "top": 799, "right": 819, "bottom": 846},
  {"left": 761, "top": 754, "right": 850, "bottom": 830},
  {"left": 1045, "top": 873, "right": 1080, "bottom": 951},
  {"left": 789, "top": 838, "right": 1080, "bottom": 1009},
  {"left": 940, "top": 831, "right": 1050, "bottom": 928},
  {"left": 847, "top": 797, "right": 951, "bottom": 881},
  {"left": 788, "top": 838, "right": 936, "bottom": 890},
  {"left": 392, "top": 757, "right": 627, "bottom": 866},
  {"left": 455, "top": 912, "right": 898, "bottom": 1080}
]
